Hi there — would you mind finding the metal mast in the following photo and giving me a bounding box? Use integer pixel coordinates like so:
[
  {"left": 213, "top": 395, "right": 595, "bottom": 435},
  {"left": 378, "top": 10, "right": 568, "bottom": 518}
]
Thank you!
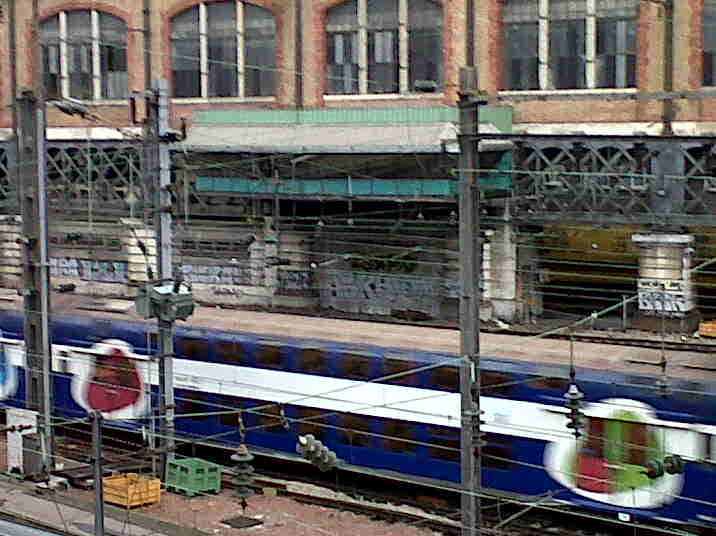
[
  {"left": 21, "top": 0, "right": 53, "bottom": 474},
  {"left": 458, "top": 68, "right": 485, "bottom": 536},
  {"left": 149, "top": 80, "right": 176, "bottom": 479}
]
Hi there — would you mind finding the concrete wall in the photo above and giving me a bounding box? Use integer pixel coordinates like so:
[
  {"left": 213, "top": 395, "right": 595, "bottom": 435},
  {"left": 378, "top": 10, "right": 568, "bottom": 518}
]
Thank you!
[{"left": 0, "top": 217, "right": 319, "bottom": 308}]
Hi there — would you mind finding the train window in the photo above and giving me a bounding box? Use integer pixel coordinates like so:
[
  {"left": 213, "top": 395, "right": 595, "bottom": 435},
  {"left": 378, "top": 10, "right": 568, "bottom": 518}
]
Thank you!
[
  {"left": 707, "top": 434, "right": 716, "bottom": 463},
  {"left": 339, "top": 353, "right": 373, "bottom": 380},
  {"left": 256, "top": 342, "right": 284, "bottom": 369},
  {"left": 215, "top": 395, "right": 241, "bottom": 428},
  {"left": 336, "top": 413, "right": 372, "bottom": 447},
  {"left": 216, "top": 340, "right": 243, "bottom": 364},
  {"left": 527, "top": 376, "right": 569, "bottom": 392},
  {"left": 180, "top": 391, "right": 211, "bottom": 417},
  {"left": 295, "top": 407, "right": 327, "bottom": 440},
  {"left": 178, "top": 337, "right": 210, "bottom": 359},
  {"left": 431, "top": 366, "right": 458, "bottom": 391},
  {"left": 254, "top": 404, "right": 286, "bottom": 434},
  {"left": 384, "top": 357, "right": 420, "bottom": 386},
  {"left": 383, "top": 420, "right": 417, "bottom": 454},
  {"left": 481, "top": 371, "right": 513, "bottom": 396},
  {"left": 483, "top": 434, "right": 513, "bottom": 470},
  {"left": 297, "top": 348, "right": 328, "bottom": 374},
  {"left": 672, "top": 380, "right": 706, "bottom": 402},
  {"left": 147, "top": 332, "right": 158, "bottom": 351},
  {"left": 428, "top": 426, "right": 460, "bottom": 462}
]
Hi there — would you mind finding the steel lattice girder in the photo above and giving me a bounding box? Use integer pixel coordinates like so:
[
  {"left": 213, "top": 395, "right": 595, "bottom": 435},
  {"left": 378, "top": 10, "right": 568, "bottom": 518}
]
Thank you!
[
  {"left": 480, "top": 133, "right": 716, "bottom": 226},
  {"left": 0, "top": 140, "right": 211, "bottom": 218}
]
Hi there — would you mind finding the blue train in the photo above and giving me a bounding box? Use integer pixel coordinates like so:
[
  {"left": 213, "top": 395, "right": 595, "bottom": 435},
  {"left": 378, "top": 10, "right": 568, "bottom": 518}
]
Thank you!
[{"left": 0, "top": 307, "right": 714, "bottom": 530}]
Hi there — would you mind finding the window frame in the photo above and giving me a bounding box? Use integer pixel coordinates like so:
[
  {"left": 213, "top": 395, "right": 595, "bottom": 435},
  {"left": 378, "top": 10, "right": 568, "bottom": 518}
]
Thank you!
[
  {"left": 41, "top": 9, "right": 129, "bottom": 102},
  {"left": 170, "top": 1, "right": 277, "bottom": 100},
  {"left": 325, "top": 0, "right": 444, "bottom": 97},
  {"left": 500, "top": 0, "right": 638, "bottom": 92}
]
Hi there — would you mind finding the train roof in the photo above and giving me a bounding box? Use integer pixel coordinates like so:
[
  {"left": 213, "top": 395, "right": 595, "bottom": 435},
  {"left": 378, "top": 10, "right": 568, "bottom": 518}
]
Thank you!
[{"left": 1, "top": 292, "right": 715, "bottom": 382}]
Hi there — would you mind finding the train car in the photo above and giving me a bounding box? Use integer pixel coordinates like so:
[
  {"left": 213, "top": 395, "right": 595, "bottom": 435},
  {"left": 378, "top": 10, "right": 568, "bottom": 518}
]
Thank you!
[{"left": 0, "top": 298, "right": 714, "bottom": 529}]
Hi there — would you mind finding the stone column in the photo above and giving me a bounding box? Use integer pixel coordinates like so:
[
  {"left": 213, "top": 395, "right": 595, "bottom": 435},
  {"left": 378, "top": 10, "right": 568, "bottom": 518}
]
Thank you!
[
  {"left": 121, "top": 218, "right": 156, "bottom": 290},
  {"left": 631, "top": 233, "right": 697, "bottom": 332},
  {"left": 0, "top": 216, "right": 23, "bottom": 289},
  {"left": 483, "top": 222, "right": 541, "bottom": 325}
]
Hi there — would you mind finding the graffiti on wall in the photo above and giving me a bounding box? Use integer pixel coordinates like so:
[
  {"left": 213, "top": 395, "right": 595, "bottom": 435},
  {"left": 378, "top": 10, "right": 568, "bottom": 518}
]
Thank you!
[
  {"left": 320, "top": 270, "right": 440, "bottom": 317},
  {"left": 277, "top": 269, "right": 315, "bottom": 296},
  {"left": 179, "top": 263, "right": 251, "bottom": 285},
  {"left": 637, "top": 278, "right": 692, "bottom": 315},
  {"left": 50, "top": 257, "right": 128, "bottom": 283}
]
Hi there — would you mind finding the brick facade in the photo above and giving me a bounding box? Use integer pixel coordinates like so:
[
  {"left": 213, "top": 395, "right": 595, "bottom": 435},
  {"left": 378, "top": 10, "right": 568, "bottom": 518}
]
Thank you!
[{"left": 2, "top": 0, "right": 715, "bottom": 131}]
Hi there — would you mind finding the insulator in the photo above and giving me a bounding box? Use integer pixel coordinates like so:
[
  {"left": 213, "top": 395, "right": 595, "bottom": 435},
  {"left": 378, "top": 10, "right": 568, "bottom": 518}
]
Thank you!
[
  {"left": 644, "top": 459, "right": 664, "bottom": 479},
  {"left": 297, "top": 435, "right": 337, "bottom": 472},
  {"left": 231, "top": 443, "right": 255, "bottom": 506},
  {"left": 564, "top": 383, "right": 584, "bottom": 406},
  {"left": 317, "top": 449, "right": 338, "bottom": 472},
  {"left": 279, "top": 405, "right": 290, "bottom": 431},
  {"left": 297, "top": 434, "right": 317, "bottom": 458},
  {"left": 664, "top": 455, "right": 685, "bottom": 475}
]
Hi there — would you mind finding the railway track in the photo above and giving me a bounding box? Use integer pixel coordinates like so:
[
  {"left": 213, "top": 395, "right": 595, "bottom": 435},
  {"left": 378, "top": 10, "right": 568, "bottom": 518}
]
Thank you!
[{"left": 53, "top": 437, "right": 705, "bottom": 536}]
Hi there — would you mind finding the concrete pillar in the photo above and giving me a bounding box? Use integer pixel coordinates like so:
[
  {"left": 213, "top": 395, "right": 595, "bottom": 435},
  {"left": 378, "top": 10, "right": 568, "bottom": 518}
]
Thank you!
[
  {"left": 0, "top": 216, "right": 23, "bottom": 289},
  {"left": 484, "top": 226, "right": 519, "bottom": 322},
  {"left": 121, "top": 218, "right": 156, "bottom": 287},
  {"left": 632, "top": 233, "right": 697, "bottom": 331},
  {"left": 483, "top": 223, "right": 541, "bottom": 325}
]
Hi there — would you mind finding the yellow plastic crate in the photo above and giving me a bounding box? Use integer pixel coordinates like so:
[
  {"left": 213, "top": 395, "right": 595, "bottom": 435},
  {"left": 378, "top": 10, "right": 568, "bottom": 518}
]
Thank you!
[
  {"left": 700, "top": 321, "right": 716, "bottom": 338},
  {"left": 103, "top": 473, "right": 161, "bottom": 509}
]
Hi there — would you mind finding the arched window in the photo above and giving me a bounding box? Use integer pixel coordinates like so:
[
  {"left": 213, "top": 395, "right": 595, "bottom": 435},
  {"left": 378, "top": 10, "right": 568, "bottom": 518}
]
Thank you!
[
  {"left": 501, "top": 0, "right": 637, "bottom": 91},
  {"left": 705, "top": 0, "right": 716, "bottom": 86},
  {"left": 326, "top": 0, "right": 443, "bottom": 95},
  {"left": 171, "top": 1, "right": 277, "bottom": 98},
  {"left": 41, "top": 10, "right": 128, "bottom": 100}
]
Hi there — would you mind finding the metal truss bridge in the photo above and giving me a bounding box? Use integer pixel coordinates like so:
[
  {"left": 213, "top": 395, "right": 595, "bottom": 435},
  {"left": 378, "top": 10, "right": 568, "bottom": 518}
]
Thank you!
[{"left": 0, "top": 133, "right": 713, "bottom": 225}]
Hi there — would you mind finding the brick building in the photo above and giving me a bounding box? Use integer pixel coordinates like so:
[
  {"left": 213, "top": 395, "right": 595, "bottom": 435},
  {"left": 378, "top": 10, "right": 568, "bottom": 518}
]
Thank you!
[{"left": 0, "top": 0, "right": 712, "bottom": 134}]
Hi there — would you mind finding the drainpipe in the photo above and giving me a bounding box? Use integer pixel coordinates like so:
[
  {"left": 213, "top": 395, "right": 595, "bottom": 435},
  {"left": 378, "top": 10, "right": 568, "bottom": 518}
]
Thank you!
[
  {"left": 662, "top": 0, "right": 674, "bottom": 135},
  {"left": 466, "top": 0, "right": 475, "bottom": 67},
  {"left": 9, "top": 0, "right": 18, "bottom": 206},
  {"left": 144, "top": 0, "right": 152, "bottom": 93},
  {"left": 295, "top": 0, "right": 303, "bottom": 110}
]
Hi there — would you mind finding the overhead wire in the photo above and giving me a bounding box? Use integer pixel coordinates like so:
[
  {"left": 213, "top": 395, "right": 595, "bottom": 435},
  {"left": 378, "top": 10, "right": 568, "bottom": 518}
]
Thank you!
[{"left": 5, "top": 10, "right": 716, "bottom": 532}]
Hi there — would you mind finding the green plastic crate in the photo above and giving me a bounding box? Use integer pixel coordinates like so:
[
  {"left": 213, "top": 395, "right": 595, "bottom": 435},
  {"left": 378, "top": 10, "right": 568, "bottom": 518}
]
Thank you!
[{"left": 166, "top": 458, "right": 222, "bottom": 497}]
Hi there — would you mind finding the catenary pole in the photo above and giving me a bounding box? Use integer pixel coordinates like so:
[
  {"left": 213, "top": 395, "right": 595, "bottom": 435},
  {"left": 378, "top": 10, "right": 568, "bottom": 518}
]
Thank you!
[
  {"left": 20, "top": 0, "right": 54, "bottom": 476},
  {"left": 92, "top": 412, "right": 105, "bottom": 536},
  {"left": 458, "top": 67, "right": 484, "bottom": 536},
  {"left": 150, "top": 80, "right": 176, "bottom": 479}
]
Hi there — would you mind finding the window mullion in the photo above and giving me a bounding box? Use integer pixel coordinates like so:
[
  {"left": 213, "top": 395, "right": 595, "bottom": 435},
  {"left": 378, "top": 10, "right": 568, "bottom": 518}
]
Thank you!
[
  {"left": 398, "top": 0, "right": 408, "bottom": 93},
  {"left": 237, "top": 1, "right": 245, "bottom": 98},
  {"left": 92, "top": 10, "right": 101, "bottom": 100},
  {"left": 538, "top": 0, "right": 549, "bottom": 89},
  {"left": 358, "top": 0, "right": 368, "bottom": 94},
  {"left": 59, "top": 11, "right": 69, "bottom": 99},
  {"left": 586, "top": 0, "right": 596, "bottom": 88},
  {"left": 200, "top": 2, "right": 209, "bottom": 98}
]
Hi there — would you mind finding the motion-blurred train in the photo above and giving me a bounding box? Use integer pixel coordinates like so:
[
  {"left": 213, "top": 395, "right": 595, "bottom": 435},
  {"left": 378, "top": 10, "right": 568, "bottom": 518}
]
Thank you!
[{"left": 0, "top": 303, "right": 713, "bottom": 530}]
